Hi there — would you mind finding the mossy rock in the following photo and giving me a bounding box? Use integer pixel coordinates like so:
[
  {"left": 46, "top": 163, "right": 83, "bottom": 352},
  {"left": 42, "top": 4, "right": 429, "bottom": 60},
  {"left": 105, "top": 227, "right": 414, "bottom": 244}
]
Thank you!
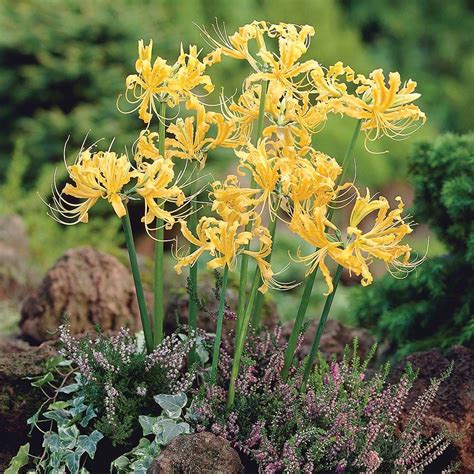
[{"left": 0, "top": 341, "right": 55, "bottom": 471}]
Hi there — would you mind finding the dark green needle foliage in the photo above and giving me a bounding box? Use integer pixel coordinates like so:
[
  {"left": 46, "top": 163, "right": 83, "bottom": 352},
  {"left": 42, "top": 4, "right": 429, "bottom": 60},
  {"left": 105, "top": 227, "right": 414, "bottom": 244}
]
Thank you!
[{"left": 351, "top": 133, "right": 474, "bottom": 359}]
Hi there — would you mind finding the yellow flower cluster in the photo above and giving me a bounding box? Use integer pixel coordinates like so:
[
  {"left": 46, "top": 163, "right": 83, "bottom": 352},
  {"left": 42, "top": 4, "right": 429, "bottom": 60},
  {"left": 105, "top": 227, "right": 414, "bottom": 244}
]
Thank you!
[{"left": 48, "top": 20, "right": 424, "bottom": 295}]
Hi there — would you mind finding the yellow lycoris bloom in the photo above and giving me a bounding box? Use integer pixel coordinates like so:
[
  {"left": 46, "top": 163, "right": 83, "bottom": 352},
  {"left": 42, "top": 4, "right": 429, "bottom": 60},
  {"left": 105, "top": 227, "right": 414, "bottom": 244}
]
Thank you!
[
  {"left": 290, "top": 189, "right": 417, "bottom": 294},
  {"left": 349, "top": 69, "right": 426, "bottom": 141},
  {"left": 236, "top": 139, "right": 279, "bottom": 206},
  {"left": 201, "top": 21, "right": 268, "bottom": 71},
  {"left": 166, "top": 98, "right": 237, "bottom": 165},
  {"left": 51, "top": 149, "right": 133, "bottom": 224},
  {"left": 248, "top": 23, "right": 318, "bottom": 92},
  {"left": 125, "top": 40, "right": 173, "bottom": 123},
  {"left": 311, "top": 62, "right": 425, "bottom": 141},
  {"left": 280, "top": 150, "right": 343, "bottom": 207},
  {"left": 125, "top": 40, "right": 214, "bottom": 124},
  {"left": 135, "top": 130, "right": 162, "bottom": 163},
  {"left": 289, "top": 203, "right": 349, "bottom": 294},
  {"left": 343, "top": 190, "right": 415, "bottom": 286},
  {"left": 210, "top": 175, "right": 260, "bottom": 226},
  {"left": 174, "top": 216, "right": 274, "bottom": 293},
  {"left": 134, "top": 158, "right": 185, "bottom": 228}
]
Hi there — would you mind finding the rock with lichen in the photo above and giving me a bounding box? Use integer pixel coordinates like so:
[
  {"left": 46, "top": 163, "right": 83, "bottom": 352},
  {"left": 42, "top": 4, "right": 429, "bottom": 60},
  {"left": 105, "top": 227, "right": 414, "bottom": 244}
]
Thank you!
[
  {"left": 20, "top": 247, "right": 142, "bottom": 342},
  {"left": 147, "top": 432, "right": 244, "bottom": 473},
  {"left": 0, "top": 343, "right": 56, "bottom": 471}
]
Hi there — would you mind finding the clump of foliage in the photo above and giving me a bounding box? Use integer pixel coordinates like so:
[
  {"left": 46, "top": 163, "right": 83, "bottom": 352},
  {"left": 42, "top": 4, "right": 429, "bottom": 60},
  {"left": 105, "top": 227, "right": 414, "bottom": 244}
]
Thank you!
[
  {"left": 191, "top": 329, "right": 453, "bottom": 473},
  {"left": 351, "top": 133, "right": 474, "bottom": 358},
  {"left": 9, "top": 326, "right": 199, "bottom": 473}
]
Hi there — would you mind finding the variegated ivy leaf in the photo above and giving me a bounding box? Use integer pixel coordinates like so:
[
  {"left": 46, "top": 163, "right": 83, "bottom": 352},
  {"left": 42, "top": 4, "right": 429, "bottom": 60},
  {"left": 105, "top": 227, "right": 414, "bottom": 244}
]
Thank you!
[{"left": 154, "top": 393, "right": 187, "bottom": 419}]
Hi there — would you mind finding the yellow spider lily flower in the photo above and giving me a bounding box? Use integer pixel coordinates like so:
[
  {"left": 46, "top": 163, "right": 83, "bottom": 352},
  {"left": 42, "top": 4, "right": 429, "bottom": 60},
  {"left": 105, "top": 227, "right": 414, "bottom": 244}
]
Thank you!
[
  {"left": 134, "top": 158, "right": 185, "bottom": 228},
  {"left": 174, "top": 216, "right": 275, "bottom": 293},
  {"left": 135, "top": 130, "right": 162, "bottom": 163},
  {"left": 167, "top": 44, "right": 214, "bottom": 101},
  {"left": 349, "top": 69, "right": 426, "bottom": 141},
  {"left": 248, "top": 23, "right": 318, "bottom": 93},
  {"left": 166, "top": 101, "right": 210, "bottom": 166},
  {"left": 280, "top": 150, "right": 342, "bottom": 206},
  {"left": 210, "top": 175, "right": 260, "bottom": 225},
  {"left": 125, "top": 40, "right": 214, "bottom": 124},
  {"left": 200, "top": 21, "right": 268, "bottom": 71},
  {"left": 236, "top": 139, "right": 279, "bottom": 206},
  {"left": 289, "top": 203, "right": 349, "bottom": 294},
  {"left": 290, "top": 189, "right": 418, "bottom": 294},
  {"left": 344, "top": 190, "right": 416, "bottom": 286},
  {"left": 50, "top": 149, "right": 134, "bottom": 224},
  {"left": 311, "top": 63, "right": 425, "bottom": 141},
  {"left": 125, "top": 39, "right": 173, "bottom": 123}
]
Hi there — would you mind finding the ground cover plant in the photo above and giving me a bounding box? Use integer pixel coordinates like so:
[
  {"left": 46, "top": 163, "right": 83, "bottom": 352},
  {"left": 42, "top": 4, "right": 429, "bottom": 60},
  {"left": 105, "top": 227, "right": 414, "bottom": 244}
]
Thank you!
[{"left": 8, "top": 19, "right": 455, "bottom": 473}]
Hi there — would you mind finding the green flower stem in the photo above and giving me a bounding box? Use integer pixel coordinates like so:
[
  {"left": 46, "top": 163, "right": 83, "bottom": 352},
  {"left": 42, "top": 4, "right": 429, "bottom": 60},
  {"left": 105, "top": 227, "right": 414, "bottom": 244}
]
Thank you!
[
  {"left": 281, "top": 119, "right": 362, "bottom": 380},
  {"left": 301, "top": 264, "right": 343, "bottom": 389},
  {"left": 281, "top": 268, "right": 318, "bottom": 380},
  {"left": 122, "top": 210, "right": 153, "bottom": 353},
  {"left": 236, "top": 80, "right": 268, "bottom": 335},
  {"left": 187, "top": 177, "right": 199, "bottom": 363},
  {"left": 210, "top": 266, "right": 229, "bottom": 383},
  {"left": 250, "top": 205, "right": 279, "bottom": 327},
  {"left": 153, "top": 101, "right": 167, "bottom": 346},
  {"left": 227, "top": 268, "right": 261, "bottom": 408}
]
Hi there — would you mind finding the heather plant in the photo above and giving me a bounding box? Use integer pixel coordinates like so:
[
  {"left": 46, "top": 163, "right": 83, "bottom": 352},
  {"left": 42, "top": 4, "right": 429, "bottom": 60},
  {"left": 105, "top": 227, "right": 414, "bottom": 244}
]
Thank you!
[
  {"left": 191, "top": 329, "right": 453, "bottom": 473},
  {"left": 8, "top": 325, "right": 201, "bottom": 473}
]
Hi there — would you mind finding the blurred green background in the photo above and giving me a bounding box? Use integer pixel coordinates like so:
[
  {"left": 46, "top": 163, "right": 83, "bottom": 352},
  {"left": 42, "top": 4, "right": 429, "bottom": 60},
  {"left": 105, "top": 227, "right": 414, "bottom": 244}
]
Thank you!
[{"left": 0, "top": 0, "right": 472, "bottom": 328}]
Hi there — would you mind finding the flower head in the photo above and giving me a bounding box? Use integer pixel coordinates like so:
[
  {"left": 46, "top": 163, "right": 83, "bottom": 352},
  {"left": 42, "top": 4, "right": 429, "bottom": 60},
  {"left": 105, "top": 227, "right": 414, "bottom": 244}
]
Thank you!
[
  {"left": 49, "top": 148, "right": 134, "bottom": 224},
  {"left": 125, "top": 40, "right": 214, "bottom": 124},
  {"left": 134, "top": 158, "right": 185, "bottom": 228}
]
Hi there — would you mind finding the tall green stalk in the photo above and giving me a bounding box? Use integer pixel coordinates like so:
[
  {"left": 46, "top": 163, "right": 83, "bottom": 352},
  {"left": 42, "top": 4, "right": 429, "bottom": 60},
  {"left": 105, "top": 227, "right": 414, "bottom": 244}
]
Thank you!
[
  {"left": 250, "top": 204, "right": 279, "bottom": 327},
  {"left": 153, "top": 101, "right": 167, "bottom": 346},
  {"left": 227, "top": 267, "right": 260, "bottom": 408},
  {"left": 187, "top": 177, "right": 198, "bottom": 363},
  {"left": 301, "top": 264, "right": 343, "bottom": 389},
  {"left": 281, "top": 120, "right": 361, "bottom": 380},
  {"left": 235, "top": 80, "right": 268, "bottom": 334},
  {"left": 210, "top": 266, "right": 229, "bottom": 383},
  {"left": 122, "top": 210, "right": 154, "bottom": 353}
]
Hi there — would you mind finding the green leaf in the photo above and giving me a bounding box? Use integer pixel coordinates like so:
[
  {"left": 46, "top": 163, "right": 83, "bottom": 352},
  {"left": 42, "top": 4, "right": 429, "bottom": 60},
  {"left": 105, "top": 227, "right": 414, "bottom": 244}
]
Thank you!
[
  {"left": 139, "top": 415, "right": 158, "bottom": 436},
  {"left": 5, "top": 443, "right": 29, "bottom": 474},
  {"left": 155, "top": 419, "right": 190, "bottom": 445},
  {"left": 48, "top": 400, "right": 71, "bottom": 410},
  {"left": 110, "top": 455, "right": 130, "bottom": 472},
  {"left": 46, "top": 356, "right": 66, "bottom": 371},
  {"left": 43, "top": 432, "right": 61, "bottom": 452},
  {"left": 31, "top": 371, "right": 54, "bottom": 387},
  {"left": 44, "top": 409, "right": 70, "bottom": 426},
  {"left": 59, "top": 425, "right": 79, "bottom": 449},
  {"left": 154, "top": 393, "right": 187, "bottom": 419},
  {"left": 59, "top": 383, "right": 80, "bottom": 394},
  {"left": 76, "top": 430, "right": 103, "bottom": 459},
  {"left": 65, "top": 451, "right": 80, "bottom": 473},
  {"left": 80, "top": 405, "right": 97, "bottom": 427}
]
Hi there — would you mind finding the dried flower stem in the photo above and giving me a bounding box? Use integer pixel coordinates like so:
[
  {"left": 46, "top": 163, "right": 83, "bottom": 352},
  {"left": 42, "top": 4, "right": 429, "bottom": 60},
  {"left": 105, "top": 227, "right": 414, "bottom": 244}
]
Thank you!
[
  {"left": 301, "top": 263, "right": 343, "bottom": 388},
  {"left": 122, "top": 209, "right": 153, "bottom": 353},
  {"left": 210, "top": 266, "right": 229, "bottom": 383},
  {"left": 281, "top": 120, "right": 361, "bottom": 380},
  {"left": 236, "top": 80, "right": 268, "bottom": 335},
  {"left": 153, "top": 100, "right": 167, "bottom": 346}
]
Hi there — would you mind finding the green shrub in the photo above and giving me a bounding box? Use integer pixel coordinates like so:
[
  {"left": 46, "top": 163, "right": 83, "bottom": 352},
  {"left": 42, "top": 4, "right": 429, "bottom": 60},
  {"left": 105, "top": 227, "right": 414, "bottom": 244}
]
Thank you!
[{"left": 351, "top": 134, "right": 474, "bottom": 358}]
